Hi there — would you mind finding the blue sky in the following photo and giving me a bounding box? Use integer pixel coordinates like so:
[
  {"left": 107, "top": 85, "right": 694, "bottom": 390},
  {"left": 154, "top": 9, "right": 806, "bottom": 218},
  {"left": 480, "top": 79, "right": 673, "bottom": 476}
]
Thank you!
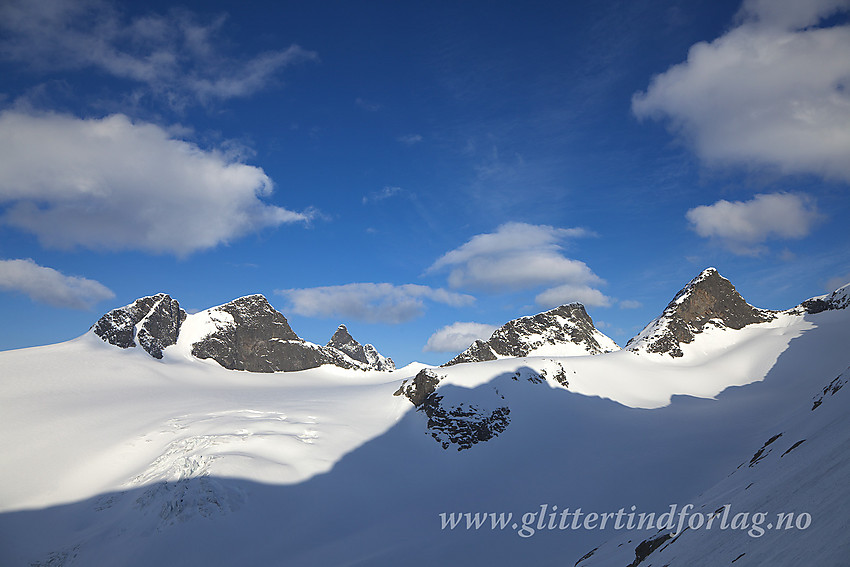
[{"left": 0, "top": 0, "right": 848, "bottom": 366}]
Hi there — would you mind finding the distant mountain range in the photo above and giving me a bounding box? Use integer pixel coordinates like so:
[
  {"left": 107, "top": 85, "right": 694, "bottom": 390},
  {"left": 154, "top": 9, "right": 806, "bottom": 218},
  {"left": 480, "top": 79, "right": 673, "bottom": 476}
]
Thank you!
[{"left": 2, "top": 267, "right": 848, "bottom": 566}]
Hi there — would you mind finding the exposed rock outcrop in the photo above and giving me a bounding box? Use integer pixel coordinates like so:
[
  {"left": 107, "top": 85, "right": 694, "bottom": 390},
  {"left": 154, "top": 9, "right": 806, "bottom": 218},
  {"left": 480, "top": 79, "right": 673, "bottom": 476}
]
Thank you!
[
  {"left": 93, "top": 294, "right": 394, "bottom": 372},
  {"left": 444, "top": 302, "right": 619, "bottom": 366},
  {"left": 92, "top": 294, "right": 186, "bottom": 359},
  {"left": 625, "top": 268, "right": 776, "bottom": 357},
  {"left": 326, "top": 324, "right": 394, "bottom": 371}
]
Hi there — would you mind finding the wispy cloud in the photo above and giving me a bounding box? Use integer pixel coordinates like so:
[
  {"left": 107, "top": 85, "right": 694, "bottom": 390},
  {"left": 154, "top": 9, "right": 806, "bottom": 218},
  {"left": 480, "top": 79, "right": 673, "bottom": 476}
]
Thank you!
[
  {"left": 0, "top": 0, "right": 317, "bottom": 109},
  {"left": 423, "top": 321, "right": 497, "bottom": 353},
  {"left": 686, "top": 192, "right": 820, "bottom": 255},
  {"left": 618, "top": 299, "right": 643, "bottom": 309},
  {"left": 355, "top": 98, "right": 381, "bottom": 112},
  {"left": 0, "top": 258, "right": 114, "bottom": 309},
  {"left": 276, "top": 283, "right": 475, "bottom": 324},
  {"left": 0, "top": 110, "right": 312, "bottom": 256},
  {"left": 362, "top": 186, "right": 403, "bottom": 204},
  {"left": 397, "top": 134, "right": 423, "bottom": 145},
  {"left": 633, "top": 0, "right": 850, "bottom": 181},
  {"left": 825, "top": 272, "right": 850, "bottom": 292}
]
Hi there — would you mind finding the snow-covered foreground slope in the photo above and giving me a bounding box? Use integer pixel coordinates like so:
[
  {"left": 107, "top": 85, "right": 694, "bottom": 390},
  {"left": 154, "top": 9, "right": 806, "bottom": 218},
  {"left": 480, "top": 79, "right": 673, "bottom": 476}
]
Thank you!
[{"left": 1, "top": 302, "right": 849, "bottom": 565}]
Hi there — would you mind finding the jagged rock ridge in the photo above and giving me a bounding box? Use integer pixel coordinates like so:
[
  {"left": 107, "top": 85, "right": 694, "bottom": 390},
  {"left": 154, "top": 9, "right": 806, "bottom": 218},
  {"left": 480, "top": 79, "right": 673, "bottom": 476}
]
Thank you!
[
  {"left": 188, "top": 295, "right": 352, "bottom": 373},
  {"left": 798, "top": 283, "right": 850, "bottom": 314},
  {"left": 92, "top": 294, "right": 186, "bottom": 359},
  {"left": 625, "top": 267, "right": 776, "bottom": 357},
  {"left": 444, "top": 302, "right": 619, "bottom": 366},
  {"left": 326, "top": 324, "right": 394, "bottom": 371},
  {"left": 92, "top": 294, "right": 393, "bottom": 372}
]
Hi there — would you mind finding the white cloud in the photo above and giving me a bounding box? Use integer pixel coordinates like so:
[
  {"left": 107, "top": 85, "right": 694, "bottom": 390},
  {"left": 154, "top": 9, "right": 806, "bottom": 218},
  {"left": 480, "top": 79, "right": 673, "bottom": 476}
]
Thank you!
[
  {"left": 0, "top": 110, "right": 311, "bottom": 256},
  {"left": 632, "top": 0, "right": 850, "bottom": 181},
  {"left": 535, "top": 284, "right": 612, "bottom": 308},
  {"left": 737, "top": 0, "right": 850, "bottom": 29},
  {"left": 0, "top": 0, "right": 317, "bottom": 108},
  {"left": 398, "top": 134, "right": 423, "bottom": 145},
  {"left": 429, "top": 222, "right": 601, "bottom": 292},
  {"left": 362, "top": 186, "right": 403, "bottom": 204},
  {"left": 619, "top": 299, "right": 643, "bottom": 309},
  {"left": 276, "top": 283, "right": 475, "bottom": 324},
  {"left": 686, "top": 193, "right": 820, "bottom": 255},
  {"left": 0, "top": 258, "right": 114, "bottom": 309},
  {"left": 423, "top": 321, "right": 498, "bottom": 353}
]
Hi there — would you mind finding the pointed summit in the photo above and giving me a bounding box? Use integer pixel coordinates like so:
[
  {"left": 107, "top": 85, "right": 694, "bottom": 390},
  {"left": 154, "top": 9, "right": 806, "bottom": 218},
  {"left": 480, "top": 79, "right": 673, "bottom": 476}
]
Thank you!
[
  {"left": 327, "top": 324, "right": 363, "bottom": 360},
  {"left": 626, "top": 268, "right": 775, "bottom": 357},
  {"left": 91, "top": 293, "right": 186, "bottom": 359},
  {"left": 444, "top": 302, "right": 619, "bottom": 366},
  {"left": 325, "top": 324, "right": 395, "bottom": 371},
  {"left": 189, "top": 294, "right": 353, "bottom": 372}
]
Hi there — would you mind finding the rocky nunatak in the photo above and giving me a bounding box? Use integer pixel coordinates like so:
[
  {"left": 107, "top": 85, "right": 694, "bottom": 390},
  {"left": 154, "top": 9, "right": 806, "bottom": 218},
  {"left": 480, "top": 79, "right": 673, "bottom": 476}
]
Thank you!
[
  {"left": 626, "top": 268, "right": 777, "bottom": 357},
  {"left": 92, "top": 294, "right": 394, "bottom": 373},
  {"left": 394, "top": 369, "right": 511, "bottom": 451},
  {"left": 444, "top": 302, "right": 619, "bottom": 366}
]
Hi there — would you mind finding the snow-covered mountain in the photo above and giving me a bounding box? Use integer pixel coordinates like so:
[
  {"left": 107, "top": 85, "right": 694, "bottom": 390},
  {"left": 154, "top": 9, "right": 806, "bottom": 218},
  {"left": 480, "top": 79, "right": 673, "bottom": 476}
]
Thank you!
[
  {"left": 625, "top": 267, "right": 776, "bottom": 357},
  {"left": 445, "top": 302, "right": 619, "bottom": 366},
  {"left": 1, "top": 269, "right": 849, "bottom": 566},
  {"left": 92, "top": 293, "right": 394, "bottom": 372}
]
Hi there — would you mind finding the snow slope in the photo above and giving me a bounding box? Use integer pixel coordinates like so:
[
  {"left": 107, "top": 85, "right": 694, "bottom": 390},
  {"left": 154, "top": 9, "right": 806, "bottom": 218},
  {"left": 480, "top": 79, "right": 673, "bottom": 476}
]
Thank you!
[{"left": 1, "top": 280, "right": 849, "bottom": 566}]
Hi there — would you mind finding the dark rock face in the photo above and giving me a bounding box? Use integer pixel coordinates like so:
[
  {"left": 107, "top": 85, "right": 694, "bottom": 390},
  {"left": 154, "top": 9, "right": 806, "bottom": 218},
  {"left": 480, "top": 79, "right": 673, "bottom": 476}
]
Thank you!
[
  {"left": 626, "top": 268, "right": 775, "bottom": 357},
  {"left": 800, "top": 284, "right": 850, "bottom": 314},
  {"left": 92, "top": 293, "right": 395, "bottom": 372},
  {"left": 190, "top": 295, "right": 356, "bottom": 373},
  {"left": 444, "top": 340, "right": 498, "bottom": 366},
  {"left": 326, "top": 324, "right": 394, "bottom": 371},
  {"left": 393, "top": 368, "right": 442, "bottom": 406},
  {"left": 420, "top": 395, "right": 510, "bottom": 451},
  {"left": 327, "top": 324, "right": 366, "bottom": 363},
  {"left": 92, "top": 294, "right": 186, "bottom": 359},
  {"left": 444, "top": 303, "right": 616, "bottom": 366},
  {"left": 394, "top": 369, "right": 510, "bottom": 450}
]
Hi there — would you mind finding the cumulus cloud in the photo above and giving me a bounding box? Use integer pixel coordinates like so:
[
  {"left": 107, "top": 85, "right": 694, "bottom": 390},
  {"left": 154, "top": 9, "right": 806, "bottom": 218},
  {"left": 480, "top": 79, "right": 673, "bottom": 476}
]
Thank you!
[
  {"left": 428, "top": 222, "right": 599, "bottom": 292},
  {"left": 0, "top": 0, "right": 317, "bottom": 107},
  {"left": 686, "top": 192, "right": 820, "bottom": 255},
  {"left": 632, "top": 0, "right": 850, "bottom": 181},
  {"left": 535, "top": 284, "right": 613, "bottom": 308},
  {"left": 0, "top": 110, "right": 311, "bottom": 255},
  {"left": 0, "top": 258, "right": 114, "bottom": 309},
  {"left": 276, "top": 283, "right": 475, "bottom": 324},
  {"left": 423, "top": 321, "right": 498, "bottom": 353}
]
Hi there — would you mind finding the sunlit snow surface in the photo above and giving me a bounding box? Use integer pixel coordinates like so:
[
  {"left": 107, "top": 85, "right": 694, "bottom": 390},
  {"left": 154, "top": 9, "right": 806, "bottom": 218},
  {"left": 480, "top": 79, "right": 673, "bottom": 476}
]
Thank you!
[{"left": 1, "top": 308, "right": 848, "bottom": 566}]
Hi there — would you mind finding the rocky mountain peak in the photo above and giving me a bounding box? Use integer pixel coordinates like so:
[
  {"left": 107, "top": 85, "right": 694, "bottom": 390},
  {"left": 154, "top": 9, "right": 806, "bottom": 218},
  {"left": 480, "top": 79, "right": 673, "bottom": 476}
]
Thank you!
[
  {"left": 326, "top": 324, "right": 363, "bottom": 359},
  {"left": 444, "top": 302, "right": 619, "bottom": 366},
  {"left": 325, "top": 324, "right": 394, "bottom": 372},
  {"left": 91, "top": 293, "right": 186, "bottom": 359},
  {"left": 92, "top": 294, "right": 394, "bottom": 372},
  {"left": 626, "top": 268, "right": 775, "bottom": 357}
]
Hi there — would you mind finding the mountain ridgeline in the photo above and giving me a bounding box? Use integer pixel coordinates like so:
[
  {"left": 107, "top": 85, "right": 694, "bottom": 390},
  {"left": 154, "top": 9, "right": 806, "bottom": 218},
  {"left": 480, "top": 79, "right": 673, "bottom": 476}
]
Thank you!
[
  {"left": 91, "top": 293, "right": 394, "bottom": 372},
  {"left": 90, "top": 268, "right": 849, "bottom": 373},
  {"left": 444, "top": 302, "right": 620, "bottom": 366}
]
